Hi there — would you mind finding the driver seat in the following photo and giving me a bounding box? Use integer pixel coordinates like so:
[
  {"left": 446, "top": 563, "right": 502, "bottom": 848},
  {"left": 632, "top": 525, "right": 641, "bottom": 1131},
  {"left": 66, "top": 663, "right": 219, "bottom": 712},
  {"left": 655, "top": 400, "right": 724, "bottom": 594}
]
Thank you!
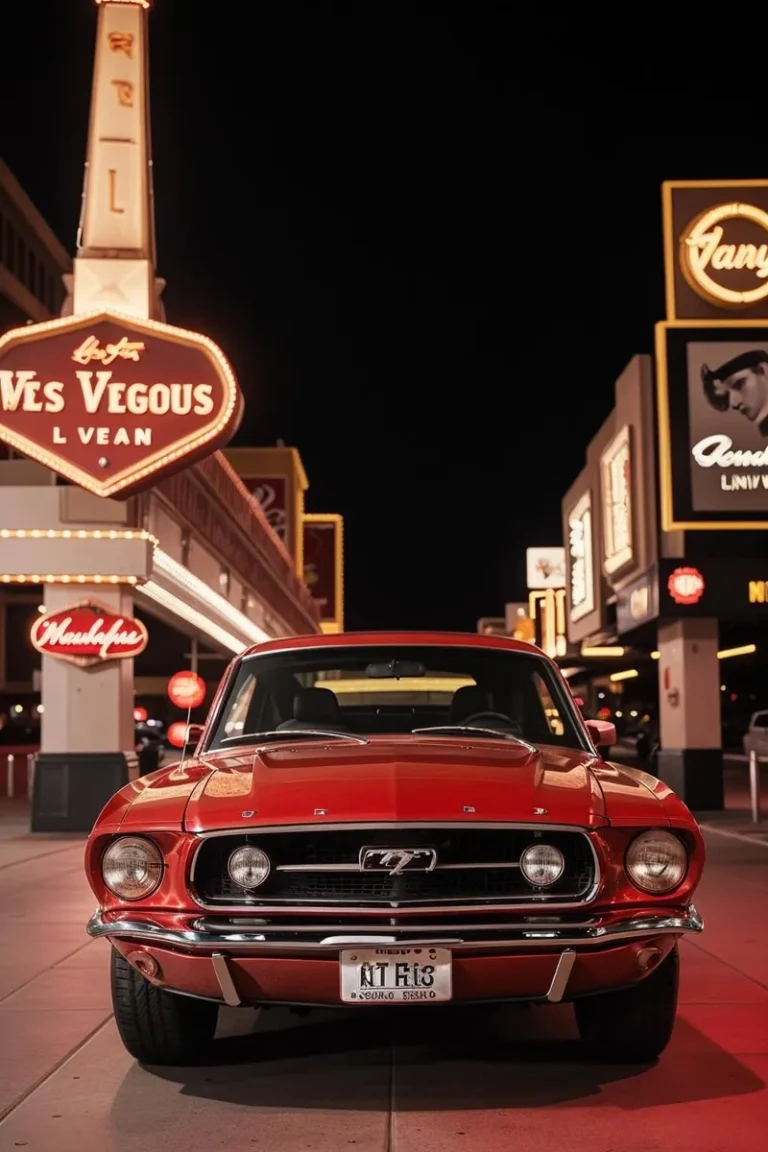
[
  {"left": 450, "top": 685, "right": 494, "bottom": 724},
  {"left": 277, "top": 686, "right": 349, "bottom": 731}
]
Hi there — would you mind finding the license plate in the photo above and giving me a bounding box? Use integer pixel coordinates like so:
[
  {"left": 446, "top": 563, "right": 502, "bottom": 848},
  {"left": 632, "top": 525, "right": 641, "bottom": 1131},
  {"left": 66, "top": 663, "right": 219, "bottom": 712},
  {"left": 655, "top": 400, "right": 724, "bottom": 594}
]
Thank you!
[{"left": 340, "top": 946, "right": 452, "bottom": 1003}]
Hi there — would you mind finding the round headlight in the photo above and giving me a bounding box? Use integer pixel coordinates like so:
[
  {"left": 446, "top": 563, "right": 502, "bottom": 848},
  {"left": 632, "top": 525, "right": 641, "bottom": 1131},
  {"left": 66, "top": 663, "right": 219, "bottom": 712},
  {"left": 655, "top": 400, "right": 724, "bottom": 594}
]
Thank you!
[
  {"left": 102, "top": 836, "right": 163, "bottom": 900},
  {"left": 626, "top": 830, "right": 688, "bottom": 894},
  {"left": 520, "top": 843, "right": 565, "bottom": 888},
  {"left": 227, "top": 845, "right": 270, "bottom": 890}
]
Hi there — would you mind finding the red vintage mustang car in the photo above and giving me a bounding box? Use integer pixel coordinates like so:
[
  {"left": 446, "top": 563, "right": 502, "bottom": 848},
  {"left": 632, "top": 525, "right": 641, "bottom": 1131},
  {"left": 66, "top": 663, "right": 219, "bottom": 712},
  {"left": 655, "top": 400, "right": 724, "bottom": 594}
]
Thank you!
[{"left": 85, "top": 632, "right": 705, "bottom": 1066}]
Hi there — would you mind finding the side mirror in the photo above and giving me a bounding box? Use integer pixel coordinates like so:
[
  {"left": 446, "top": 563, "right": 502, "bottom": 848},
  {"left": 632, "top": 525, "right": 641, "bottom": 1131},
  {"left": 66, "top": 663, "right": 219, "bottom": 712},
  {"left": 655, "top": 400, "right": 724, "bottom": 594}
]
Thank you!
[
  {"left": 585, "top": 719, "right": 617, "bottom": 750},
  {"left": 185, "top": 723, "right": 205, "bottom": 750}
]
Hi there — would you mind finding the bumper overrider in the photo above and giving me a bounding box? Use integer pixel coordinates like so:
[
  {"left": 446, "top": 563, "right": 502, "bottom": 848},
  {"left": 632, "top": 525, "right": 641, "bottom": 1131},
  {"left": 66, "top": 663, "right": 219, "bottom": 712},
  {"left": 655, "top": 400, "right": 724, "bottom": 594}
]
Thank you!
[{"left": 87, "top": 906, "right": 704, "bottom": 1008}]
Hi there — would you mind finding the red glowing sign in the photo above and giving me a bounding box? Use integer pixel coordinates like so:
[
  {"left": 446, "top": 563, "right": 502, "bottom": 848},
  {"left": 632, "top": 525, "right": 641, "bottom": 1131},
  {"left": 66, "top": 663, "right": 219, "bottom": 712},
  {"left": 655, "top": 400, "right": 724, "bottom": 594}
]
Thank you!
[
  {"left": 167, "top": 721, "right": 190, "bottom": 749},
  {"left": 133, "top": 706, "right": 148, "bottom": 723},
  {"left": 667, "top": 566, "right": 705, "bottom": 606},
  {"left": 167, "top": 671, "right": 206, "bottom": 710},
  {"left": 30, "top": 601, "right": 148, "bottom": 667}
]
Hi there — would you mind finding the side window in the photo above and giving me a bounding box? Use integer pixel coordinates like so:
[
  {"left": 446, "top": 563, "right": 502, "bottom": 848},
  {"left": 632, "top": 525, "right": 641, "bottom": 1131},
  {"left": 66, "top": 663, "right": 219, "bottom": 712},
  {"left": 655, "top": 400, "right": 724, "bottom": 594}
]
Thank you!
[
  {"left": 220, "top": 672, "right": 257, "bottom": 736},
  {"left": 533, "top": 672, "right": 564, "bottom": 738}
]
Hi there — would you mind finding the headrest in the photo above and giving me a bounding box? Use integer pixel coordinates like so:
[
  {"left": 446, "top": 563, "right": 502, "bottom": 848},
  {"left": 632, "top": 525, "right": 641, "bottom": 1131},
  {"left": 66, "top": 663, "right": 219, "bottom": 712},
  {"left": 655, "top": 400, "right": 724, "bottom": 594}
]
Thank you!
[
  {"left": 293, "top": 686, "right": 343, "bottom": 725},
  {"left": 451, "top": 684, "right": 493, "bottom": 721}
]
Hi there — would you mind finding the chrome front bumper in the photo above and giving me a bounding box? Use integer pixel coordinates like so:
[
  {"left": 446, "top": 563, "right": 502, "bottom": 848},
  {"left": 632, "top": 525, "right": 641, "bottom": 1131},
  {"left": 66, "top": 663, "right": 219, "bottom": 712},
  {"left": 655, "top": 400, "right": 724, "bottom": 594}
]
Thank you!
[{"left": 87, "top": 906, "right": 704, "bottom": 953}]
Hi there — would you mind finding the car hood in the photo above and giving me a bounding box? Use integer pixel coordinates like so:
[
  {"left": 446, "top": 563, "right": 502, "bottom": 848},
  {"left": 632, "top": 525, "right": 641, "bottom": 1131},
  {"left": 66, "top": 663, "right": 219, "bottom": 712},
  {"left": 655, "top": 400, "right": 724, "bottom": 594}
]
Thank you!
[{"left": 182, "top": 737, "right": 615, "bottom": 832}]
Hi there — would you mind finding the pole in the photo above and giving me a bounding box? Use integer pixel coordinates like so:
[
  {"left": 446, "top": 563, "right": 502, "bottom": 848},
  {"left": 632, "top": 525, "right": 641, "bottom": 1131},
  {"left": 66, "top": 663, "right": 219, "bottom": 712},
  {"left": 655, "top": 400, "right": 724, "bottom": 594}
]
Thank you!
[
  {"left": 749, "top": 749, "right": 761, "bottom": 824},
  {"left": 6, "top": 755, "right": 14, "bottom": 799},
  {"left": 190, "top": 638, "right": 198, "bottom": 675}
]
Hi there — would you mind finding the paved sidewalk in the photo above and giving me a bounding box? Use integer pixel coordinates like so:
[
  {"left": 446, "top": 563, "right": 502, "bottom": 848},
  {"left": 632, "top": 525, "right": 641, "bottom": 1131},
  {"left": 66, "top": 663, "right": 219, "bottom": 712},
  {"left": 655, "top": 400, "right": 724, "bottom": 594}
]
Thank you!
[
  {"left": 692, "top": 761, "right": 768, "bottom": 845},
  {"left": 0, "top": 801, "right": 766, "bottom": 1151}
]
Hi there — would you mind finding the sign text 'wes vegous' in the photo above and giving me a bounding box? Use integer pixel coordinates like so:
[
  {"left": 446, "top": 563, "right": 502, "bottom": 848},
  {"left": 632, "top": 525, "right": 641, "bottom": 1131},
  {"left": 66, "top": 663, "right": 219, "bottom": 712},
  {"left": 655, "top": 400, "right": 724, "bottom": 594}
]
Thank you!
[{"left": 0, "top": 338, "right": 216, "bottom": 447}]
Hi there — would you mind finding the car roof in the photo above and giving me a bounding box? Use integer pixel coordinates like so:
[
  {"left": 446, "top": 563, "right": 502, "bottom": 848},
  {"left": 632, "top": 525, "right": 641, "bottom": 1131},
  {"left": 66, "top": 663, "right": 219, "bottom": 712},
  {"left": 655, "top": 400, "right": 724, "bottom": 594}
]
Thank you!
[{"left": 240, "top": 631, "right": 546, "bottom": 661}]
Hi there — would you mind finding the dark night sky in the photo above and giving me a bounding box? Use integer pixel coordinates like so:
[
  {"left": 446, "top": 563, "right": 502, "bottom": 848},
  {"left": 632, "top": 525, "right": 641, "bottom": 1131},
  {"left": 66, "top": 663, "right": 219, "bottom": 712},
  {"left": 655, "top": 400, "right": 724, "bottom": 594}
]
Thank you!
[{"left": 2, "top": 8, "right": 765, "bottom": 631}]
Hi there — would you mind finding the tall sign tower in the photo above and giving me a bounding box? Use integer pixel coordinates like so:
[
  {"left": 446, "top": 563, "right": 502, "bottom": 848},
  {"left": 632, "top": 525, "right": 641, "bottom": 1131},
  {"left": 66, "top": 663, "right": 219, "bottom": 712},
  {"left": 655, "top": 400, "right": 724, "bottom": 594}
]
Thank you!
[
  {"left": 67, "top": 0, "right": 164, "bottom": 321},
  {"left": 0, "top": 0, "right": 244, "bottom": 831}
]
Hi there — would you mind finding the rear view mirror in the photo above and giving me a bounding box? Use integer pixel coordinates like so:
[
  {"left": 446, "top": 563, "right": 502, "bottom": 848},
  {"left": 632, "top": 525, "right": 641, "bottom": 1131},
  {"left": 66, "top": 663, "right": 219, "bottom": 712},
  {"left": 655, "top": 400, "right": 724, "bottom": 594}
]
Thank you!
[{"left": 366, "top": 660, "right": 426, "bottom": 679}]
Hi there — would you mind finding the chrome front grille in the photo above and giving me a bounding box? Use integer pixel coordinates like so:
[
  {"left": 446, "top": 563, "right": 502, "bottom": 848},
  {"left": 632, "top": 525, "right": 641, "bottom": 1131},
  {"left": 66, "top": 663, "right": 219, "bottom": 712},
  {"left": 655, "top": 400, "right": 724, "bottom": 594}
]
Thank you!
[{"left": 191, "top": 825, "right": 597, "bottom": 909}]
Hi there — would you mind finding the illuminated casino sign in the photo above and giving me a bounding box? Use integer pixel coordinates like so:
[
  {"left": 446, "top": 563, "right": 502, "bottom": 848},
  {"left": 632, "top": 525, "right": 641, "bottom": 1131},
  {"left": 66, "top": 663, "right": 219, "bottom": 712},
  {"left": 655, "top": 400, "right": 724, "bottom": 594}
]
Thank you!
[
  {"left": 681, "top": 203, "right": 768, "bottom": 308},
  {"left": 667, "top": 566, "right": 705, "bottom": 606},
  {"left": 622, "top": 560, "right": 768, "bottom": 622},
  {"left": 0, "top": 310, "right": 243, "bottom": 498},
  {"left": 567, "top": 492, "right": 594, "bottom": 624},
  {"left": 30, "top": 601, "right": 148, "bottom": 667},
  {"left": 663, "top": 180, "right": 768, "bottom": 322},
  {"left": 655, "top": 323, "right": 768, "bottom": 530},
  {"left": 167, "top": 721, "right": 191, "bottom": 749},
  {"left": 600, "top": 425, "right": 634, "bottom": 577},
  {"left": 302, "top": 513, "right": 345, "bottom": 633},
  {"left": 167, "top": 670, "right": 207, "bottom": 710},
  {"left": 249, "top": 477, "right": 289, "bottom": 541},
  {"left": 525, "top": 546, "right": 565, "bottom": 590},
  {"left": 616, "top": 565, "right": 659, "bottom": 635}
]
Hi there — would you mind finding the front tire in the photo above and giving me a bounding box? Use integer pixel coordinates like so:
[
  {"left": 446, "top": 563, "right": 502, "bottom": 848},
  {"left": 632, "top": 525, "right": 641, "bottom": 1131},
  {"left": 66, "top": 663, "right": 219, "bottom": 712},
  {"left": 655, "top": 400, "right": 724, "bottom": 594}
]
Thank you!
[
  {"left": 574, "top": 945, "right": 679, "bottom": 1062},
  {"left": 111, "top": 949, "right": 219, "bottom": 1065}
]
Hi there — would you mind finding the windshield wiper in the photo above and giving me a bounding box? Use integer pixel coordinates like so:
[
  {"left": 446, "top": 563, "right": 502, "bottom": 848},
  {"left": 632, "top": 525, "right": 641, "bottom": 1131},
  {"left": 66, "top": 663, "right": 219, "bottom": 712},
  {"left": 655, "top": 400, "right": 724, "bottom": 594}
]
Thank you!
[
  {"left": 411, "top": 726, "right": 535, "bottom": 750},
  {"left": 219, "top": 729, "right": 370, "bottom": 746}
]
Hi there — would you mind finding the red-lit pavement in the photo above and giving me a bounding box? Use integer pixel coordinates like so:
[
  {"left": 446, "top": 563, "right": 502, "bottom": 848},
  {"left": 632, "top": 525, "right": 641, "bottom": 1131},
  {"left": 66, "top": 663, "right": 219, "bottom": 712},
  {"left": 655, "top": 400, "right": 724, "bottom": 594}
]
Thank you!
[{"left": 0, "top": 795, "right": 766, "bottom": 1151}]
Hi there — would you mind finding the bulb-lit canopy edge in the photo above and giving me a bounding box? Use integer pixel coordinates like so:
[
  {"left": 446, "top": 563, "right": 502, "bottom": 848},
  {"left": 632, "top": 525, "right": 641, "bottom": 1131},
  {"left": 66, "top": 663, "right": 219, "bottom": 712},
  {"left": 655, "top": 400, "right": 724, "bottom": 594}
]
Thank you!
[{"left": 94, "top": 1, "right": 151, "bottom": 9}]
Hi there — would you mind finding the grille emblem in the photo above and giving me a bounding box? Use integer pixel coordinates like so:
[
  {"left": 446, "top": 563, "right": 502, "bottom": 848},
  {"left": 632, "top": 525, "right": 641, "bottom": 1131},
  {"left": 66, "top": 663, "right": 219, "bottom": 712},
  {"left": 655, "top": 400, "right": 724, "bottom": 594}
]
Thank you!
[{"left": 359, "top": 847, "right": 437, "bottom": 875}]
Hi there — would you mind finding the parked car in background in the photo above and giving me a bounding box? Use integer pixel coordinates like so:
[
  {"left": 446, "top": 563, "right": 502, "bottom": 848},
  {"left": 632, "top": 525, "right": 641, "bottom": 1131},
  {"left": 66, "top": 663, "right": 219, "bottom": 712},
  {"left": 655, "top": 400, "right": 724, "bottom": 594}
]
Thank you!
[
  {"left": 743, "top": 711, "right": 768, "bottom": 758},
  {"left": 85, "top": 632, "right": 705, "bottom": 1068}
]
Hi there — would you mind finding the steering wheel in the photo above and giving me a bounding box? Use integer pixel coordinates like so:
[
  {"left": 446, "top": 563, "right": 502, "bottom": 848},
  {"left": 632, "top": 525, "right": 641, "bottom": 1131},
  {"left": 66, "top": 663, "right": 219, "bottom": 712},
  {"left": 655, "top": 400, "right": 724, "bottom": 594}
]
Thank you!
[{"left": 460, "top": 711, "right": 523, "bottom": 734}]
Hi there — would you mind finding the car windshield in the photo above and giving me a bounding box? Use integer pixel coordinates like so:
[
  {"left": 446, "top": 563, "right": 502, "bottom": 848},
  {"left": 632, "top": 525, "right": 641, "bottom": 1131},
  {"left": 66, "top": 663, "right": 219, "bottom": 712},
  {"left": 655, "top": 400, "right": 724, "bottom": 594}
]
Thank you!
[{"left": 206, "top": 644, "right": 588, "bottom": 752}]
